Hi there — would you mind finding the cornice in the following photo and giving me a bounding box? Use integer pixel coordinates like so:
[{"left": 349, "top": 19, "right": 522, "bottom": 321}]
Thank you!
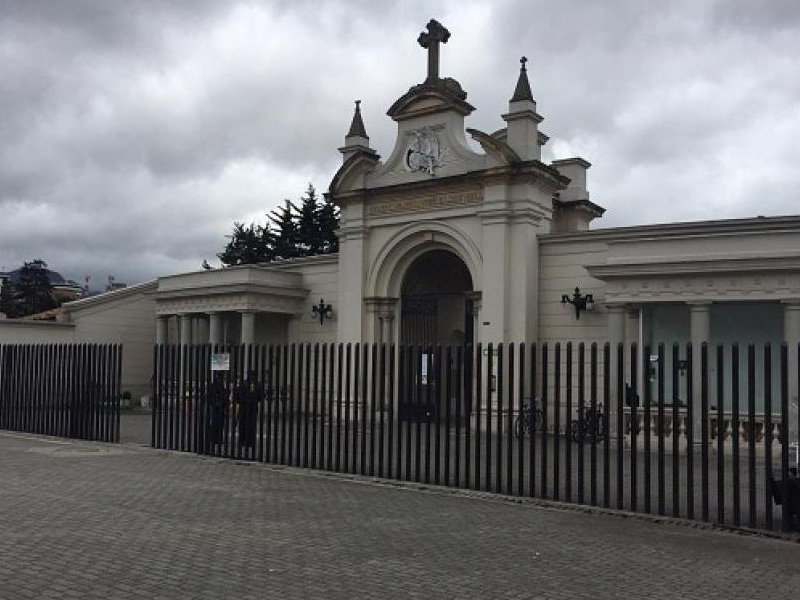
[{"left": 587, "top": 256, "right": 800, "bottom": 280}]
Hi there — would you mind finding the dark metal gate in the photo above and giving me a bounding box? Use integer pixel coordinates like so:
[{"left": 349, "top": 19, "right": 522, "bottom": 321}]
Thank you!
[{"left": 0, "top": 343, "right": 123, "bottom": 442}]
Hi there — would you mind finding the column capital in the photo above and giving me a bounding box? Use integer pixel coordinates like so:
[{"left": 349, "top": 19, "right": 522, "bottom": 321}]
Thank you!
[
  {"left": 605, "top": 302, "right": 627, "bottom": 314},
  {"left": 780, "top": 298, "right": 800, "bottom": 308},
  {"left": 687, "top": 300, "right": 712, "bottom": 311}
]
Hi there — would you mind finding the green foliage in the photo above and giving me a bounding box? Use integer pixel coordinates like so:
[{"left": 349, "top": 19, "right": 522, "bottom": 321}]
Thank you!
[
  {"left": 217, "top": 184, "right": 339, "bottom": 266},
  {"left": 0, "top": 259, "right": 59, "bottom": 318}
]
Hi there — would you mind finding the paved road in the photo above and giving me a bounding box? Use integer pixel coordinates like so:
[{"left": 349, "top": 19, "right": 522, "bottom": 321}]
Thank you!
[{"left": 2, "top": 430, "right": 800, "bottom": 599}]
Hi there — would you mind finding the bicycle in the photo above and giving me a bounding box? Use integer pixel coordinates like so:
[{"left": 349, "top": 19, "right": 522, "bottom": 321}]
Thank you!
[
  {"left": 514, "top": 397, "right": 544, "bottom": 439},
  {"left": 568, "top": 402, "right": 605, "bottom": 443}
]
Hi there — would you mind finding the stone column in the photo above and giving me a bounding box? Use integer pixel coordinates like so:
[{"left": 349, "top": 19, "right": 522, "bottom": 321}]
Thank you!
[
  {"left": 179, "top": 314, "right": 193, "bottom": 346},
  {"left": 606, "top": 303, "right": 626, "bottom": 436},
  {"left": 783, "top": 300, "right": 800, "bottom": 444},
  {"left": 241, "top": 311, "right": 257, "bottom": 345},
  {"left": 156, "top": 315, "right": 169, "bottom": 345},
  {"left": 209, "top": 312, "right": 223, "bottom": 347},
  {"left": 689, "top": 301, "right": 712, "bottom": 442}
]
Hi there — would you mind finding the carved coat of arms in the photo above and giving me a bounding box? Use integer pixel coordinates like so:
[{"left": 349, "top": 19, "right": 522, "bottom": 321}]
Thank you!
[{"left": 405, "top": 127, "right": 443, "bottom": 175}]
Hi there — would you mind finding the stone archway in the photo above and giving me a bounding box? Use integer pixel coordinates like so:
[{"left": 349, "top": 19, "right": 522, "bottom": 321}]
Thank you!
[
  {"left": 399, "top": 249, "right": 474, "bottom": 422},
  {"left": 400, "top": 249, "right": 474, "bottom": 347}
]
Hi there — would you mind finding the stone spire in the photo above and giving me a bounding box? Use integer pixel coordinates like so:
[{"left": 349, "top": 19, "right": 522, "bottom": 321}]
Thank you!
[
  {"left": 502, "top": 55, "right": 543, "bottom": 161},
  {"left": 510, "top": 56, "right": 534, "bottom": 103},
  {"left": 339, "top": 100, "right": 375, "bottom": 163},
  {"left": 347, "top": 100, "right": 368, "bottom": 138}
]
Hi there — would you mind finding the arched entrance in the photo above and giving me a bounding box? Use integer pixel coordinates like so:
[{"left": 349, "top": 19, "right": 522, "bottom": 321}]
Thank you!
[
  {"left": 400, "top": 249, "right": 474, "bottom": 347},
  {"left": 399, "top": 249, "right": 474, "bottom": 421}
]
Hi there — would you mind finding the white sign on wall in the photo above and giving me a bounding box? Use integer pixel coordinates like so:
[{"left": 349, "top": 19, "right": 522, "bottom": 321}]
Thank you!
[{"left": 211, "top": 353, "right": 230, "bottom": 371}]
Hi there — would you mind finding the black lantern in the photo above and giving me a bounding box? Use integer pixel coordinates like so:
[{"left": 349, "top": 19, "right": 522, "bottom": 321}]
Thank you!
[
  {"left": 312, "top": 299, "right": 333, "bottom": 325},
  {"left": 561, "top": 287, "right": 594, "bottom": 319}
]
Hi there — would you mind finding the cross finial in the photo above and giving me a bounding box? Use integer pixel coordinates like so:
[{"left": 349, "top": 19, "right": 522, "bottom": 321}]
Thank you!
[
  {"left": 417, "top": 19, "right": 450, "bottom": 82},
  {"left": 520, "top": 56, "right": 528, "bottom": 71}
]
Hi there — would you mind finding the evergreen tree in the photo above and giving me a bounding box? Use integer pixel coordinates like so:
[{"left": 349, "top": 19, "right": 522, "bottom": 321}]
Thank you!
[
  {"left": 317, "top": 191, "right": 339, "bottom": 254},
  {"left": 216, "top": 184, "right": 339, "bottom": 265},
  {"left": 295, "top": 184, "right": 321, "bottom": 256},
  {"left": 217, "top": 221, "right": 273, "bottom": 266},
  {"left": 0, "top": 275, "right": 13, "bottom": 317},
  {"left": 2, "top": 260, "right": 58, "bottom": 317},
  {"left": 268, "top": 199, "right": 300, "bottom": 260}
]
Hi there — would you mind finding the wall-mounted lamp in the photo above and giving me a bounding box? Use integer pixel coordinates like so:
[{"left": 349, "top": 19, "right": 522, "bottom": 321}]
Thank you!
[
  {"left": 312, "top": 298, "right": 333, "bottom": 325},
  {"left": 561, "top": 287, "right": 594, "bottom": 319}
]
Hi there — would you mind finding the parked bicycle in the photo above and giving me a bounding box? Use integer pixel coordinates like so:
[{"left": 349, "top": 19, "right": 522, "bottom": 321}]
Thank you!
[
  {"left": 568, "top": 402, "right": 605, "bottom": 443},
  {"left": 514, "top": 397, "right": 544, "bottom": 439}
]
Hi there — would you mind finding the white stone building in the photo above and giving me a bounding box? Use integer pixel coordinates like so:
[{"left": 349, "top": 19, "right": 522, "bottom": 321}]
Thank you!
[{"left": 4, "top": 20, "right": 800, "bottom": 415}]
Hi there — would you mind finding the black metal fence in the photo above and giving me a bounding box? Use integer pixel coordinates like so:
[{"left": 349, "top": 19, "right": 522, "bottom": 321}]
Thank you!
[
  {"left": 152, "top": 342, "right": 800, "bottom": 534},
  {"left": 0, "top": 344, "right": 123, "bottom": 442}
]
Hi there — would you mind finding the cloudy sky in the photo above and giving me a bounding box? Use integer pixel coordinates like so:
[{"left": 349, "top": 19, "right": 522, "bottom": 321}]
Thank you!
[{"left": 2, "top": 0, "right": 799, "bottom": 288}]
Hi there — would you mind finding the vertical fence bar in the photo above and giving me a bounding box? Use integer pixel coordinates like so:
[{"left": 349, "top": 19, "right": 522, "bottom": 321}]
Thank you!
[
  {"left": 576, "top": 342, "right": 585, "bottom": 504},
  {"left": 671, "top": 344, "right": 680, "bottom": 518},
  {"left": 506, "top": 343, "right": 515, "bottom": 496},
  {"left": 685, "top": 344, "right": 695, "bottom": 521},
  {"left": 455, "top": 344, "right": 464, "bottom": 489},
  {"left": 553, "top": 343, "right": 561, "bottom": 502},
  {"left": 731, "top": 344, "right": 740, "bottom": 527},
  {"left": 643, "top": 344, "right": 652, "bottom": 514},
  {"left": 344, "top": 344, "right": 352, "bottom": 474},
  {"left": 747, "top": 344, "right": 756, "bottom": 529},
  {"left": 424, "top": 346, "right": 433, "bottom": 484},
  {"left": 716, "top": 345, "right": 725, "bottom": 525},
  {"left": 701, "top": 344, "right": 710, "bottom": 522},
  {"left": 764, "top": 345, "right": 773, "bottom": 531},
  {"left": 485, "top": 343, "right": 493, "bottom": 492},
  {"left": 590, "top": 343, "right": 599, "bottom": 507},
  {"left": 302, "top": 344, "right": 311, "bottom": 468},
  {"left": 387, "top": 344, "right": 395, "bottom": 479},
  {"left": 528, "top": 343, "right": 537, "bottom": 499},
  {"left": 443, "top": 345, "right": 451, "bottom": 487},
  {"left": 402, "top": 345, "right": 411, "bottom": 481},
  {"left": 630, "top": 343, "right": 639, "bottom": 513},
  {"left": 565, "top": 343, "right": 573, "bottom": 503},
  {"left": 517, "top": 344, "right": 525, "bottom": 497},
  {"left": 541, "top": 344, "right": 549, "bottom": 499},
  {"left": 657, "top": 344, "right": 666, "bottom": 516},
  {"left": 474, "top": 343, "right": 483, "bottom": 491},
  {"left": 495, "top": 343, "right": 504, "bottom": 494},
  {"left": 335, "top": 344, "right": 344, "bottom": 473},
  {"left": 370, "top": 343, "right": 378, "bottom": 477},
  {"left": 360, "top": 344, "right": 369, "bottom": 476},
  {"left": 437, "top": 346, "right": 446, "bottom": 486},
  {"left": 615, "top": 344, "right": 623, "bottom": 510},
  {"left": 377, "top": 344, "right": 385, "bottom": 478},
  {"left": 780, "top": 344, "right": 791, "bottom": 532}
]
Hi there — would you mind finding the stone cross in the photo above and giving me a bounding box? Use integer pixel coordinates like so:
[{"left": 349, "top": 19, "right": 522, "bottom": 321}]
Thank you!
[{"left": 417, "top": 19, "right": 450, "bottom": 82}]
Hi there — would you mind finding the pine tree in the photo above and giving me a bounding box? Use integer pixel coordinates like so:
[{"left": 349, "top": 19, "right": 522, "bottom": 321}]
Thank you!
[
  {"left": 317, "top": 191, "right": 339, "bottom": 254},
  {"left": 216, "top": 184, "right": 339, "bottom": 265},
  {"left": 217, "top": 222, "right": 273, "bottom": 266},
  {"left": 295, "top": 184, "right": 322, "bottom": 256},
  {"left": 3, "top": 260, "right": 58, "bottom": 317},
  {"left": 268, "top": 200, "right": 300, "bottom": 260}
]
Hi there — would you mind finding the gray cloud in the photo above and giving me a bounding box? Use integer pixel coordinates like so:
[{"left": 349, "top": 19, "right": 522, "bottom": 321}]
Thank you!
[{"left": 2, "top": 0, "right": 800, "bottom": 288}]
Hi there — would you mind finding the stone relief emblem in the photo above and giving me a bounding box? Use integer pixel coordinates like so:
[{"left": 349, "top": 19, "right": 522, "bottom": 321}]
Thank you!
[{"left": 405, "top": 127, "right": 444, "bottom": 175}]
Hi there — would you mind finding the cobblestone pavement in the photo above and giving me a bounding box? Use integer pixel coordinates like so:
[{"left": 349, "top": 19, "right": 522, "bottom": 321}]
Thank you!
[{"left": 2, "top": 431, "right": 800, "bottom": 600}]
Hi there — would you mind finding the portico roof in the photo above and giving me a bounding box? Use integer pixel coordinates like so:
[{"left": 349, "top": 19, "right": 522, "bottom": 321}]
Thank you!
[{"left": 154, "top": 264, "right": 309, "bottom": 315}]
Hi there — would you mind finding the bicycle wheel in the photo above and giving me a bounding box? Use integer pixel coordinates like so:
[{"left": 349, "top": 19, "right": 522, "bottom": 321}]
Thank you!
[{"left": 514, "top": 415, "right": 526, "bottom": 439}]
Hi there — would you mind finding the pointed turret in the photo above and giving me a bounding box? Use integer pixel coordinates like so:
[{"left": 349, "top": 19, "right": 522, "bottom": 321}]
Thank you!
[
  {"left": 510, "top": 56, "right": 534, "bottom": 103},
  {"left": 502, "top": 56, "right": 544, "bottom": 161},
  {"left": 347, "top": 100, "right": 368, "bottom": 138},
  {"left": 339, "top": 100, "right": 375, "bottom": 163}
]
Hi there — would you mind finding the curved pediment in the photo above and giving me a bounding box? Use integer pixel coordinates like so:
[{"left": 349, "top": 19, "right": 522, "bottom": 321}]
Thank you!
[
  {"left": 329, "top": 149, "right": 381, "bottom": 194},
  {"left": 387, "top": 78, "right": 474, "bottom": 121},
  {"left": 466, "top": 128, "right": 520, "bottom": 166}
]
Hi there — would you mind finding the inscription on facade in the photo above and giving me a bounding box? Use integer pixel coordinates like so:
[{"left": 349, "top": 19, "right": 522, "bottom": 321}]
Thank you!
[{"left": 367, "top": 189, "right": 483, "bottom": 217}]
